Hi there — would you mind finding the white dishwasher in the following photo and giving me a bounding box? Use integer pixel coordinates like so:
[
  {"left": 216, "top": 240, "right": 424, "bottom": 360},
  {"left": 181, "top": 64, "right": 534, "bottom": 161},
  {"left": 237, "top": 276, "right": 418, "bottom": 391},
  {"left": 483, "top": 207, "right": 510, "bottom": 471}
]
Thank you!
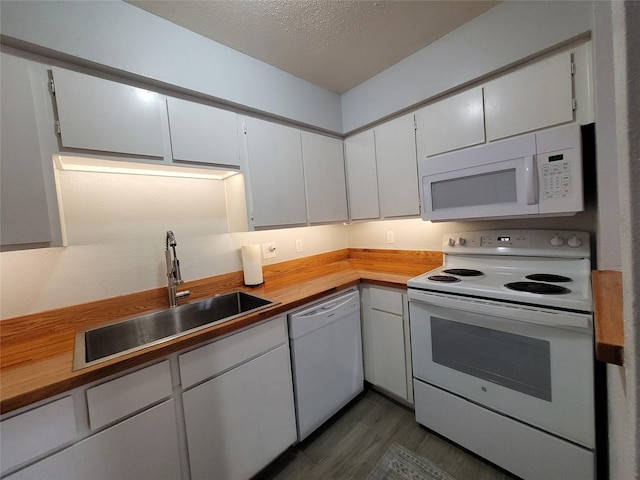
[{"left": 288, "top": 288, "right": 363, "bottom": 441}]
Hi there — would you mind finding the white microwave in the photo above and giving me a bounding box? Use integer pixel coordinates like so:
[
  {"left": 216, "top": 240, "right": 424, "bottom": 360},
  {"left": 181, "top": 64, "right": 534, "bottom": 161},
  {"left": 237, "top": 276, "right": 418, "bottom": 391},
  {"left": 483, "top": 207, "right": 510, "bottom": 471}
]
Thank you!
[{"left": 419, "top": 123, "right": 584, "bottom": 222}]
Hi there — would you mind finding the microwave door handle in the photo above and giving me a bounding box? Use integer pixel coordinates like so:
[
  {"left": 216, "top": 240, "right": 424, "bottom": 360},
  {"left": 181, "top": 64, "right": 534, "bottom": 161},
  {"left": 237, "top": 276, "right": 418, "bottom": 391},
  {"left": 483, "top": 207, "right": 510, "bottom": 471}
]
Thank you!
[{"left": 524, "top": 155, "right": 537, "bottom": 205}]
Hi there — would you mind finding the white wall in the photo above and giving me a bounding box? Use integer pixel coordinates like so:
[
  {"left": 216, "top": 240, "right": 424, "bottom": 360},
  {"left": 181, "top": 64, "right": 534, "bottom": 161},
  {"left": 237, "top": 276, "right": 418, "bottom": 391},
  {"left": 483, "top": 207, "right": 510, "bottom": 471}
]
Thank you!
[
  {"left": 0, "top": 223, "right": 349, "bottom": 320},
  {"left": 0, "top": 1, "right": 343, "bottom": 133},
  {"left": 598, "top": 1, "right": 640, "bottom": 478},
  {"left": 341, "top": 1, "right": 593, "bottom": 132},
  {"left": 347, "top": 212, "right": 597, "bottom": 252},
  {"left": 593, "top": 1, "right": 622, "bottom": 270}
]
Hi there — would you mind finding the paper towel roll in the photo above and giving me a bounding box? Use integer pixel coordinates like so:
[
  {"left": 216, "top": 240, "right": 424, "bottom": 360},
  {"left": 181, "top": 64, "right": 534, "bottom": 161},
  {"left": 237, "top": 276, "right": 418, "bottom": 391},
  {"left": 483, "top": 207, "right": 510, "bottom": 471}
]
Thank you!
[{"left": 241, "top": 244, "right": 263, "bottom": 286}]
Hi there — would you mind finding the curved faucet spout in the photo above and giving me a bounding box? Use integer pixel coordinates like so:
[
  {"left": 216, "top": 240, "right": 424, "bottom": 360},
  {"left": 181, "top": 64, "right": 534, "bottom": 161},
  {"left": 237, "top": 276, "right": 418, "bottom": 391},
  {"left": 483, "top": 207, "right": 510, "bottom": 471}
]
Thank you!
[{"left": 165, "top": 230, "right": 190, "bottom": 307}]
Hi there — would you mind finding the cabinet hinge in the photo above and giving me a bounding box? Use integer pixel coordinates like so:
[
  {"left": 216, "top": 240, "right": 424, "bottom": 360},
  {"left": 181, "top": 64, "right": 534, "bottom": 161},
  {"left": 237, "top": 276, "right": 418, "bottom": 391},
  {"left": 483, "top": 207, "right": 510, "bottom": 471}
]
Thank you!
[
  {"left": 49, "top": 78, "right": 55, "bottom": 94},
  {"left": 55, "top": 120, "right": 61, "bottom": 135},
  {"left": 572, "top": 98, "right": 577, "bottom": 111},
  {"left": 570, "top": 61, "right": 576, "bottom": 75}
]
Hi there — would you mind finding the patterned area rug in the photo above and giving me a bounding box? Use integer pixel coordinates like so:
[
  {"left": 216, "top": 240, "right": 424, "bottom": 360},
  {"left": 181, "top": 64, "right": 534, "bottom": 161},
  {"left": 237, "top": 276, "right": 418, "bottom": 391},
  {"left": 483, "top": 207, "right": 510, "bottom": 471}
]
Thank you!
[{"left": 367, "top": 443, "right": 456, "bottom": 480}]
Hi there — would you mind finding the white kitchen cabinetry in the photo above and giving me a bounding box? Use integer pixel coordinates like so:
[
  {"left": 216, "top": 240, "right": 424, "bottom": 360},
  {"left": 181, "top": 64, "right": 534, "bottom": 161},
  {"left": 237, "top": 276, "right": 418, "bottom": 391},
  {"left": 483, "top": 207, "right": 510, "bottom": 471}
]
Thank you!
[
  {"left": 344, "top": 129, "right": 380, "bottom": 221},
  {"left": 180, "top": 316, "right": 297, "bottom": 480},
  {"left": 484, "top": 51, "right": 574, "bottom": 141},
  {"left": 0, "top": 396, "right": 76, "bottom": 475},
  {"left": 361, "top": 285, "right": 413, "bottom": 404},
  {"left": 85, "top": 360, "right": 173, "bottom": 430},
  {"left": 5, "top": 400, "right": 181, "bottom": 480},
  {"left": 2, "top": 361, "right": 179, "bottom": 480},
  {"left": 0, "top": 52, "right": 54, "bottom": 248},
  {"left": 51, "top": 67, "right": 168, "bottom": 158},
  {"left": 301, "top": 131, "right": 349, "bottom": 224},
  {"left": 374, "top": 114, "right": 420, "bottom": 218},
  {"left": 415, "top": 87, "right": 485, "bottom": 158},
  {"left": 166, "top": 97, "right": 240, "bottom": 168},
  {"left": 243, "top": 117, "right": 308, "bottom": 228}
]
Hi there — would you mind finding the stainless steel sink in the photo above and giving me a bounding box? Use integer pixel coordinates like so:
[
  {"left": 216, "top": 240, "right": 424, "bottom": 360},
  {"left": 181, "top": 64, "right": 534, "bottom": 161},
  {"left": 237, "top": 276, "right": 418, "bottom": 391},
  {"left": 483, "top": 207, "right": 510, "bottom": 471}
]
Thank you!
[{"left": 74, "top": 291, "right": 277, "bottom": 370}]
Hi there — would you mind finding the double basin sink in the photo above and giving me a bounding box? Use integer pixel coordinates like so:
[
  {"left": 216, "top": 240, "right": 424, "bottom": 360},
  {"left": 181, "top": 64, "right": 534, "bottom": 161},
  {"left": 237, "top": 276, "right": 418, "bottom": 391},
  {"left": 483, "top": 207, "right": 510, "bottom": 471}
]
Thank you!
[{"left": 74, "top": 291, "right": 277, "bottom": 370}]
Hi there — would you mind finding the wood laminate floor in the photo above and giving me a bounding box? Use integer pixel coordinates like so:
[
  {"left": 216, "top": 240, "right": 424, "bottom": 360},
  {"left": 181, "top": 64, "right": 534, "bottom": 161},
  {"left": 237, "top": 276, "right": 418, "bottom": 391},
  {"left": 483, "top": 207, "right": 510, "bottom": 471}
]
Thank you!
[{"left": 255, "top": 388, "right": 518, "bottom": 480}]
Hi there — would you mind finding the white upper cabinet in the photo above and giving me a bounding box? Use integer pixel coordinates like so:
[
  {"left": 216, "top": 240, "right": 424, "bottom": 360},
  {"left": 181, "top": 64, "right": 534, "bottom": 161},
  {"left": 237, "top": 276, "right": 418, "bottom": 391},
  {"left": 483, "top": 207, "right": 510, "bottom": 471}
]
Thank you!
[
  {"left": 243, "top": 117, "right": 307, "bottom": 228},
  {"left": 51, "top": 67, "right": 166, "bottom": 158},
  {"left": 484, "top": 51, "right": 574, "bottom": 141},
  {"left": 374, "top": 114, "right": 420, "bottom": 218},
  {"left": 1, "top": 53, "right": 53, "bottom": 248},
  {"left": 301, "top": 131, "right": 348, "bottom": 224},
  {"left": 166, "top": 97, "right": 240, "bottom": 168},
  {"left": 344, "top": 129, "right": 380, "bottom": 221},
  {"left": 415, "top": 87, "right": 485, "bottom": 158}
]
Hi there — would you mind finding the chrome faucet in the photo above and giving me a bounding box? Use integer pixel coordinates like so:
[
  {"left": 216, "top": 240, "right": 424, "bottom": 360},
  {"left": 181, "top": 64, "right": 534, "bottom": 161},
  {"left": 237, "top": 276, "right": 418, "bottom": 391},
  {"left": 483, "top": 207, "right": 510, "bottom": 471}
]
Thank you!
[{"left": 165, "top": 230, "right": 191, "bottom": 307}]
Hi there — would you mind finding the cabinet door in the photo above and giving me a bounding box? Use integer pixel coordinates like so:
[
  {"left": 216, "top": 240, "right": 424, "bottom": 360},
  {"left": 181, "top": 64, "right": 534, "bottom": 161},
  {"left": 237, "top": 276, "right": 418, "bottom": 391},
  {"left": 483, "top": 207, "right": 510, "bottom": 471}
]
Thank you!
[
  {"left": 415, "top": 87, "right": 485, "bottom": 158},
  {"left": 484, "top": 51, "right": 574, "bottom": 141},
  {"left": 368, "top": 309, "right": 408, "bottom": 399},
  {"left": 52, "top": 67, "right": 166, "bottom": 157},
  {"left": 1, "top": 396, "right": 76, "bottom": 474},
  {"left": 6, "top": 401, "right": 181, "bottom": 480},
  {"left": 1, "top": 53, "right": 52, "bottom": 247},
  {"left": 301, "top": 131, "right": 348, "bottom": 224},
  {"left": 183, "top": 345, "right": 296, "bottom": 480},
  {"left": 244, "top": 117, "right": 307, "bottom": 228},
  {"left": 166, "top": 97, "right": 240, "bottom": 167},
  {"left": 344, "top": 129, "right": 380, "bottom": 220},
  {"left": 374, "top": 114, "right": 420, "bottom": 218}
]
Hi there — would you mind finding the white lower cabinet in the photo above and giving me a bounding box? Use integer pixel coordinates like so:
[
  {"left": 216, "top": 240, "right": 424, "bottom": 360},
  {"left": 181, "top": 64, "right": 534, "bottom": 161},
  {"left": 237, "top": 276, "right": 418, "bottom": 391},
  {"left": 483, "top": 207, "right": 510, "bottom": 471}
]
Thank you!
[
  {"left": 2, "top": 317, "right": 297, "bottom": 480},
  {"left": 5, "top": 400, "right": 181, "bottom": 480},
  {"left": 361, "top": 285, "right": 413, "bottom": 404},
  {"left": 182, "top": 344, "right": 297, "bottom": 480}
]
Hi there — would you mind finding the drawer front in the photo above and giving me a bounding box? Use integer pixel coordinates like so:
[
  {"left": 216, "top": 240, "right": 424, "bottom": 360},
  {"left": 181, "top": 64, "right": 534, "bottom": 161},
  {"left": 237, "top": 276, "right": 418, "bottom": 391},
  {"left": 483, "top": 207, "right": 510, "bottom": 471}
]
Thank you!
[
  {"left": 369, "top": 286, "right": 403, "bottom": 315},
  {"left": 1, "top": 396, "right": 76, "bottom": 473},
  {"left": 180, "top": 316, "right": 287, "bottom": 389},
  {"left": 86, "top": 360, "right": 172, "bottom": 430},
  {"left": 414, "top": 380, "right": 594, "bottom": 480}
]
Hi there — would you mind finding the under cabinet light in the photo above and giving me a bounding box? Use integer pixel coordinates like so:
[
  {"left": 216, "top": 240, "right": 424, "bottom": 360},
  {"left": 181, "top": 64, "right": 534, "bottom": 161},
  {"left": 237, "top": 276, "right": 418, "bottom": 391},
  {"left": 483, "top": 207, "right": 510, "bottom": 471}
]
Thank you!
[{"left": 54, "top": 155, "right": 240, "bottom": 180}]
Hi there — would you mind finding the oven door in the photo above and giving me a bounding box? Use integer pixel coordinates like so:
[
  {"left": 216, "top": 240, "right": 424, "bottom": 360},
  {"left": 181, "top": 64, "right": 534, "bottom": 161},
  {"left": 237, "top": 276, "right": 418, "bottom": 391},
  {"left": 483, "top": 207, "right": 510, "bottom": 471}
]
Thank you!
[{"left": 408, "top": 289, "right": 594, "bottom": 448}]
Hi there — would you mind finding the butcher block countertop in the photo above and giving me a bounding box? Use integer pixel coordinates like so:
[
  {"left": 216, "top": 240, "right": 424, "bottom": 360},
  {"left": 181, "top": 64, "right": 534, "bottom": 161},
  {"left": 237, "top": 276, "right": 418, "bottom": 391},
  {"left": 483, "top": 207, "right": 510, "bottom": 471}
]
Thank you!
[
  {"left": 592, "top": 270, "right": 624, "bottom": 366},
  {"left": 0, "top": 248, "right": 442, "bottom": 414}
]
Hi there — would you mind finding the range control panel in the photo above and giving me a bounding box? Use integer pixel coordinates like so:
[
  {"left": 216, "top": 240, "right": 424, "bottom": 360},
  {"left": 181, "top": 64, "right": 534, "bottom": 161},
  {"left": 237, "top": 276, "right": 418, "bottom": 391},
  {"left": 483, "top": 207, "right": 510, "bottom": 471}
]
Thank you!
[
  {"left": 480, "top": 234, "right": 530, "bottom": 247},
  {"left": 443, "top": 230, "right": 590, "bottom": 257}
]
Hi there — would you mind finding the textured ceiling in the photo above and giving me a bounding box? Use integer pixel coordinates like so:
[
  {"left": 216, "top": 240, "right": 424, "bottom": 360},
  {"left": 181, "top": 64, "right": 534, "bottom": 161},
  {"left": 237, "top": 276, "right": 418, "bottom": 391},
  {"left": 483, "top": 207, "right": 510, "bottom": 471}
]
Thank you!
[{"left": 126, "top": 0, "right": 499, "bottom": 94}]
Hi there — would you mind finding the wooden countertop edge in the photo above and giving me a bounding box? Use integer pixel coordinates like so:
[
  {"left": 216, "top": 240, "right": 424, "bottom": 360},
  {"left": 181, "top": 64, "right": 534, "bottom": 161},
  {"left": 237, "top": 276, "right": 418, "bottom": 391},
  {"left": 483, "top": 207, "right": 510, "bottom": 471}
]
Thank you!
[
  {"left": 1, "top": 248, "right": 439, "bottom": 413},
  {"left": 592, "top": 270, "right": 624, "bottom": 366}
]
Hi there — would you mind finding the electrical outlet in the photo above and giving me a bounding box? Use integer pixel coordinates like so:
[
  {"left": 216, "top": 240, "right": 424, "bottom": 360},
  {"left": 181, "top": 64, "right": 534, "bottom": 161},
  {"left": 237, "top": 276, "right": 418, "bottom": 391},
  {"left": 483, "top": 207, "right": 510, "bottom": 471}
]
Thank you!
[
  {"left": 386, "top": 230, "right": 395, "bottom": 244},
  {"left": 262, "top": 242, "right": 277, "bottom": 259},
  {"left": 295, "top": 239, "right": 303, "bottom": 253}
]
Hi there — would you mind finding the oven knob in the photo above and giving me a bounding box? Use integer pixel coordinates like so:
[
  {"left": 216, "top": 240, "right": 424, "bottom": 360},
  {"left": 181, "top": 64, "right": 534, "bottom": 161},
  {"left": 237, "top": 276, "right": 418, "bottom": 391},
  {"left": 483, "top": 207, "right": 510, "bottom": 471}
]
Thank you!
[
  {"left": 447, "top": 238, "right": 456, "bottom": 247},
  {"left": 458, "top": 237, "right": 466, "bottom": 246},
  {"left": 567, "top": 235, "right": 582, "bottom": 248},
  {"left": 550, "top": 234, "right": 564, "bottom": 247}
]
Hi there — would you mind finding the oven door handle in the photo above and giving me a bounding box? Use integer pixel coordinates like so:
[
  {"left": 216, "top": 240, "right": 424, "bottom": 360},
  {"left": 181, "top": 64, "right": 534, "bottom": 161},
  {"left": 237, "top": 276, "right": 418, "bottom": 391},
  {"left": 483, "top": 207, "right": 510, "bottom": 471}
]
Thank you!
[{"left": 408, "top": 289, "right": 592, "bottom": 331}]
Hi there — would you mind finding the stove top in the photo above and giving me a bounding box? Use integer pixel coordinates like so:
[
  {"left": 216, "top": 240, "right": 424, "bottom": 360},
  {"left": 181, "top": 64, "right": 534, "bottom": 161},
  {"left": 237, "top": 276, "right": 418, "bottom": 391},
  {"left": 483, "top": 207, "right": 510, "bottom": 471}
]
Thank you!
[{"left": 407, "top": 230, "right": 593, "bottom": 312}]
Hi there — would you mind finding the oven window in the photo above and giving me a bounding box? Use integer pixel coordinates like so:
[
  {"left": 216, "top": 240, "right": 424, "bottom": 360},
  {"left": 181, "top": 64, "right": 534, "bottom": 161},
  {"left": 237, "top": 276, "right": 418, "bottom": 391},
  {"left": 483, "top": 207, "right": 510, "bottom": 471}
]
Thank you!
[
  {"left": 431, "top": 169, "right": 517, "bottom": 210},
  {"left": 431, "top": 317, "right": 552, "bottom": 401}
]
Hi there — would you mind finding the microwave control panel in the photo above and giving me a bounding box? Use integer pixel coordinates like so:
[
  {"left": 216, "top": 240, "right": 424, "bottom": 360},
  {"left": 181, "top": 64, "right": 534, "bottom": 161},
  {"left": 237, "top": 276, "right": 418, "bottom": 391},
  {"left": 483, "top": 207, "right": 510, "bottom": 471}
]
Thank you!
[
  {"left": 535, "top": 123, "right": 583, "bottom": 215},
  {"left": 539, "top": 148, "right": 573, "bottom": 200}
]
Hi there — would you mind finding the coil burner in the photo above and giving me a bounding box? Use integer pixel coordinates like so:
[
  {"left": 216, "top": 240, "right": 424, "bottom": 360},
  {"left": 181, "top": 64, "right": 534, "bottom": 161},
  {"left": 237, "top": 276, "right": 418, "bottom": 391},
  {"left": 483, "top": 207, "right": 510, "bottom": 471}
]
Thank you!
[
  {"left": 505, "top": 281, "right": 571, "bottom": 295},
  {"left": 427, "top": 275, "right": 461, "bottom": 283}
]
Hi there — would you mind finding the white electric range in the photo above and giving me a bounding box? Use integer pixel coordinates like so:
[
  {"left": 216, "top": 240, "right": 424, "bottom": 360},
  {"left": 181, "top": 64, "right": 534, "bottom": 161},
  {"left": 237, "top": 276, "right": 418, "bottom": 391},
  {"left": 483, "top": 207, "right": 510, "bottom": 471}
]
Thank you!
[{"left": 408, "top": 230, "right": 596, "bottom": 480}]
